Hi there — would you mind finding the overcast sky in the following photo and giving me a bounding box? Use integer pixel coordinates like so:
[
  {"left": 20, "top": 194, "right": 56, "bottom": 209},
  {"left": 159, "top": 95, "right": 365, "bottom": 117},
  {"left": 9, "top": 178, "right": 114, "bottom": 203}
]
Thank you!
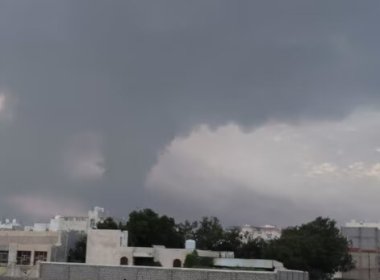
[{"left": 1, "top": 1, "right": 380, "bottom": 227}]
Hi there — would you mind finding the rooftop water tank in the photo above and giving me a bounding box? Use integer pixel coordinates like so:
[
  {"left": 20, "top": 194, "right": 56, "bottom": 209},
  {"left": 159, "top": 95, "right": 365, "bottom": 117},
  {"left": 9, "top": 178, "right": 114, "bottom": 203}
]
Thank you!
[{"left": 185, "top": 239, "right": 196, "bottom": 250}]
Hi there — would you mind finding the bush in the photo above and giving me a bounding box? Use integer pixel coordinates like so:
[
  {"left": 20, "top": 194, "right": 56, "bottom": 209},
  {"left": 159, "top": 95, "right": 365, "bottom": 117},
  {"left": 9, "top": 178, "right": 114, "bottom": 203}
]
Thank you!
[
  {"left": 184, "top": 251, "right": 199, "bottom": 268},
  {"left": 184, "top": 251, "right": 213, "bottom": 268}
]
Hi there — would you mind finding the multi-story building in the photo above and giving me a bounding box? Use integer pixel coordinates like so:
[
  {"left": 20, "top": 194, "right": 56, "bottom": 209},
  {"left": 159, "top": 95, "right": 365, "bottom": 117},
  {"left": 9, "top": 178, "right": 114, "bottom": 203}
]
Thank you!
[
  {"left": 0, "top": 206, "right": 104, "bottom": 277},
  {"left": 341, "top": 220, "right": 380, "bottom": 280},
  {"left": 240, "top": 224, "right": 281, "bottom": 243},
  {"left": 0, "top": 230, "right": 74, "bottom": 277}
]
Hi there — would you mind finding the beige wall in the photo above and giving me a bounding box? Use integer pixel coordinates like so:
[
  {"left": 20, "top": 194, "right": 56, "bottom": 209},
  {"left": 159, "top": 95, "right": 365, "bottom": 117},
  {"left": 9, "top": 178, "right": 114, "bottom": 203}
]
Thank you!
[
  {"left": 0, "top": 231, "right": 60, "bottom": 246},
  {"left": 39, "top": 262, "right": 309, "bottom": 280},
  {"left": 0, "top": 230, "right": 63, "bottom": 277},
  {"left": 86, "top": 230, "right": 227, "bottom": 268}
]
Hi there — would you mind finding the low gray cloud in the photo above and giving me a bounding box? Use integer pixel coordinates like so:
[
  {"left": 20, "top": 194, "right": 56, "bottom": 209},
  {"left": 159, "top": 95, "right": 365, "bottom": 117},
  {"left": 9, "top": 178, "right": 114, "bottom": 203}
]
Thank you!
[
  {"left": 1, "top": 1, "right": 380, "bottom": 225},
  {"left": 63, "top": 132, "right": 105, "bottom": 181}
]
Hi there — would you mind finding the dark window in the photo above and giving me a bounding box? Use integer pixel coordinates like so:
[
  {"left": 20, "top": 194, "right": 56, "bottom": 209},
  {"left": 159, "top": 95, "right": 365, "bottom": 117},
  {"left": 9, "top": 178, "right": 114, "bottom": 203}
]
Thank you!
[
  {"left": 173, "top": 259, "right": 182, "bottom": 267},
  {"left": 133, "top": 257, "right": 156, "bottom": 266},
  {"left": 34, "top": 251, "right": 47, "bottom": 264},
  {"left": 120, "top": 257, "right": 128, "bottom": 265},
  {"left": 17, "top": 251, "right": 31, "bottom": 265},
  {"left": 0, "top": 251, "right": 8, "bottom": 264}
]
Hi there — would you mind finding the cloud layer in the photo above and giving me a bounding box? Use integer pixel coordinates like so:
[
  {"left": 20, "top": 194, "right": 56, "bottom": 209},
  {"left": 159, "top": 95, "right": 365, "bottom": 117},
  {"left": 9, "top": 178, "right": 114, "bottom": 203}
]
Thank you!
[
  {"left": 2, "top": 1, "right": 380, "bottom": 225},
  {"left": 63, "top": 132, "right": 105, "bottom": 181},
  {"left": 146, "top": 109, "right": 380, "bottom": 225},
  {"left": 5, "top": 194, "right": 87, "bottom": 221}
]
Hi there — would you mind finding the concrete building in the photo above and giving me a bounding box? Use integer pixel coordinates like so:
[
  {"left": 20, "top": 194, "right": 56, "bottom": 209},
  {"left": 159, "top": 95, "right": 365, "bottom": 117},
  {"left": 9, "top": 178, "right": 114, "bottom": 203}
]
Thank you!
[
  {"left": 0, "top": 206, "right": 105, "bottom": 277},
  {"left": 240, "top": 224, "right": 281, "bottom": 243},
  {"left": 24, "top": 206, "right": 104, "bottom": 232},
  {"left": 0, "top": 230, "right": 74, "bottom": 277},
  {"left": 341, "top": 221, "right": 380, "bottom": 280},
  {"left": 0, "top": 219, "right": 21, "bottom": 231},
  {"left": 86, "top": 229, "right": 234, "bottom": 268}
]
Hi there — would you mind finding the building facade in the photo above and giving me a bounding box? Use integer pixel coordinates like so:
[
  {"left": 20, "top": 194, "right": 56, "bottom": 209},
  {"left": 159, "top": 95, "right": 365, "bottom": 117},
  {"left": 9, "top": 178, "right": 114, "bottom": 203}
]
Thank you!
[
  {"left": 86, "top": 229, "right": 233, "bottom": 268},
  {"left": 0, "top": 230, "right": 73, "bottom": 277},
  {"left": 341, "top": 221, "right": 380, "bottom": 280},
  {"left": 25, "top": 206, "right": 105, "bottom": 233},
  {"left": 0, "top": 207, "right": 103, "bottom": 277},
  {"left": 0, "top": 219, "right": 21, "bottom": 231}
]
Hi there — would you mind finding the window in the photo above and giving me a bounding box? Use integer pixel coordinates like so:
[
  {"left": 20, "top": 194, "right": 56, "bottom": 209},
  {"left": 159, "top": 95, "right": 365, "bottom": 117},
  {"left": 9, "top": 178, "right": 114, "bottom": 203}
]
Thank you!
[
  {"left": 17, "top": 251, "right": 31, "bottom": 265},
  {"left": 173, "top": 259, "right": 182, "bottom": 267},
  {"left": 0, "top": 251, "right": 8, "bottom": 264},
  {"left": 34, "top": 251, "right": 47, "bottom": 264},
  {"left": 120, "top": 257, "right": 128, "bottom": 265}
]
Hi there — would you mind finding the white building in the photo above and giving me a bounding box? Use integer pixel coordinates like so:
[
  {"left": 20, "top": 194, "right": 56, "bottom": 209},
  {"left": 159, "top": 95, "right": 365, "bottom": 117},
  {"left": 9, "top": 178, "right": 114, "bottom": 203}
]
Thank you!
[
  {"left": 0, "top": 230, "right": 74, "bottom": 277},
  {"left": 345, "top": 219, "right": 380, "bottom": 229},
  {"left": 25, "top": 206, "right": 104, "bottom": 232},
  {"left": 86, "top": 229, "right": 233, "bottom": 268},
  {"left": 0, "top": 219, "right": 21, "bottom": 231},
  {"left": 341, "top": 220, "right": 380, "bottom": 280},
  {"left": 0, "top": 207, "right": 104, "bottom": 277},
  {"left": 240, "top": 224, "right": 281, "bottom": 243}
]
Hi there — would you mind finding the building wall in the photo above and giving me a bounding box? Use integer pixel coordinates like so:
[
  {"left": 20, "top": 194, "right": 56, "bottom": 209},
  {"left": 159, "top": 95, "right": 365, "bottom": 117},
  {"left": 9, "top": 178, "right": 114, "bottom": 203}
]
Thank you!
[
  {"left": 342, "top": 252, "right": 379, "bottom": 280},
  {"left": 48, "top": 216, "right": 88, "bottom": 232},
  {"left": 86, "top": 229, "right": 127, "bottom": 265},
  {"left": 341, "top": 226, "right": 380, "bottom": 280},
  {"left": 39, "top": 262, "right": 309, "bottom": 280},
  {"left": 86, "top": 230, "right": 232, "bottom": 268},
  {"left": 213, "top": 258, "right": 284, "bottom": 270},
  {"left": 0, "top": 231, "right": 75, "bottom": 278}
]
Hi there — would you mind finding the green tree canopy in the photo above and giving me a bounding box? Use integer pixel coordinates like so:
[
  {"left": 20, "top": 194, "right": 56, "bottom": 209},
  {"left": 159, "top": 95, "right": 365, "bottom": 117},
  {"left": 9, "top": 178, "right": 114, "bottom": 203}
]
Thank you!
[
  {"left": 214, "top": 226, "right": 242, "bottom": 252},
  {"left": 178, "top": 220, "right": 198, "bottom": 240},
  {"left": 265, "top": 217, "right": 354, "bottom": 280},
  {"left": 96, "top": 217, "right": 119, "bottom": 229},
  {"left": 126, "top": 208, "right": 183, "bottom": 248},
  {"left": 195, "top": 217, "right": 225, "bottom": 250},
  {"left": 235, "top": 237, "right": 268, "bottom": 259}
]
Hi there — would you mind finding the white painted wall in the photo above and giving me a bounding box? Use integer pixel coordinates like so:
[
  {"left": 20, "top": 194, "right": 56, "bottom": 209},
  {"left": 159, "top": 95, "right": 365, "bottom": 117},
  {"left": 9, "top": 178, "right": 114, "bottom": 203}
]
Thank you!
[{"left": 86, "top": 229, "right": 233, "bottom": 268}]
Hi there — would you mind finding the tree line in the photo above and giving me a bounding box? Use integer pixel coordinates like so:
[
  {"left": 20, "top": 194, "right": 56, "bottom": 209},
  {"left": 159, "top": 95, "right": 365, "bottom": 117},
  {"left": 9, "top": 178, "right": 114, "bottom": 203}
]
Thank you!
[{"left": 71, "top": 208, "right": 354, "bottom": 280}]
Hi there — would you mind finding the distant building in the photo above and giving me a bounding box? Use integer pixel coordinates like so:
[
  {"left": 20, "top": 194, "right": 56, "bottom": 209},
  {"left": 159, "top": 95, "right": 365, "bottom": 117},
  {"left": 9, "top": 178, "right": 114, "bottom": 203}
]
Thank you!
[
  {"left": 341, "top": 220, "right": 380, "bottom": 280},
  {"left": 240, "top": 224, "right": 281, "bottom": 243},
  {"left": 25, "top": 206, "right": 104, "bottom": 232},
  {"left": 0, "top": 219, "right": 22, "bottom": 231},
  {"left": 86, "top": 229, "right": 234, "bottom": 268}
]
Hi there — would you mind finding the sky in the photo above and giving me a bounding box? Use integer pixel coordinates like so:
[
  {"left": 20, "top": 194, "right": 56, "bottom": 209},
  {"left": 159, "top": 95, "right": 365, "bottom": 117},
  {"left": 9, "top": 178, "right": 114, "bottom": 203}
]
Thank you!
[{"left": 1, "top": 1, "right": 380, "bottom": 227}]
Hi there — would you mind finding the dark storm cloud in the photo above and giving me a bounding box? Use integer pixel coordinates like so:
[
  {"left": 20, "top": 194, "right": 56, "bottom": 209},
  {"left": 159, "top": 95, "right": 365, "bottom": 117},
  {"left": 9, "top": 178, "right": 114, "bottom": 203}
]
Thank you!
[{"left": 0, "top": 0, "right": 380, "bottom": 225}]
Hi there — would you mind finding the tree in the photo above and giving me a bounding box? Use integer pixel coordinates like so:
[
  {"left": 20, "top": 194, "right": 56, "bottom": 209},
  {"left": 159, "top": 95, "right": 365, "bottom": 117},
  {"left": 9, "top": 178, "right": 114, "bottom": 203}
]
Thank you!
[
  {"left": 265, "top": 217, "right": 354, "bottom": 280},
  {"left": 215, "top": 226, "right": 242, "bottom": 252},
  {"left": 67, "top": 235, "right": 87, "bottom": 263},
  {"left": 96, "top": 217, "right": 119, "bottom": 229},
  {"left": 178, "top": 220, "right": 198, "bottom": 240},
  {"left": 126, "top": 208, "right": 183, "bottom": 248},
  {"left": 195, "top": 217, "right": 225, "bottom": 250},
  {"left": 235, "top": 238, "right": 268, "bottom": 259}
]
